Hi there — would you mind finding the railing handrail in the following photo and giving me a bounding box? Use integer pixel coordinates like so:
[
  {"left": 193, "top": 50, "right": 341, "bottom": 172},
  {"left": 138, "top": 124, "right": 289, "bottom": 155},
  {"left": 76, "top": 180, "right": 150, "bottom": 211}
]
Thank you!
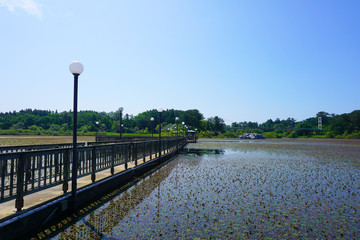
[
  {"left": 0, "top": 139, "right": 181, "bottom": 160},
  {"left": 0, "top": 137, "right": 180, "bottom": 154},
  {"left": 0, "top": 142, "right": 85, "bottom": 154}
]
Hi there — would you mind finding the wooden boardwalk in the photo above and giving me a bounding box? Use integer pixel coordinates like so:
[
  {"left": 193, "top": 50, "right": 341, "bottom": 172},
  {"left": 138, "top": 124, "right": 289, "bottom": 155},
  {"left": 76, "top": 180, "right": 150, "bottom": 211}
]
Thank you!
[{"left": 0, "top": 149, "right": 171, "bottom": 220}]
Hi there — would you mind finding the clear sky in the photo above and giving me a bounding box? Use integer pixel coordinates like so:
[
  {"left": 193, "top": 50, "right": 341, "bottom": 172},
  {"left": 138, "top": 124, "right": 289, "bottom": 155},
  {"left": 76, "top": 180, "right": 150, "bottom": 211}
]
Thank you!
[{"left": 1, "top": 0, "right": 359, "bottom": 124}]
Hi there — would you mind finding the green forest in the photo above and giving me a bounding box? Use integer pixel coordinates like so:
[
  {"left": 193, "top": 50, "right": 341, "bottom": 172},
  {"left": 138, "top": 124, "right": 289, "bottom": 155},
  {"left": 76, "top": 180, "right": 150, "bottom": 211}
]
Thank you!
[{"left": 0, "top": 109, "right": 359, "bottom": 139}]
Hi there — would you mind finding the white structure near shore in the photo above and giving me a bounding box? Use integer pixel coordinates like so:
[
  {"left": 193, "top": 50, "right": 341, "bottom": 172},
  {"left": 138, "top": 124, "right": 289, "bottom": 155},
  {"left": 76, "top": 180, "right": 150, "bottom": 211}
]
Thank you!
[{"left": 239, "top": 133, "right": 265, "bottom": 139}]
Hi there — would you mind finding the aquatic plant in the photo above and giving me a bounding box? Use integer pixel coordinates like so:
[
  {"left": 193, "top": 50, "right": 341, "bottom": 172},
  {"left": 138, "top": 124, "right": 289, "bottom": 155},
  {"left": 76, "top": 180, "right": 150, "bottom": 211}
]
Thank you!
[{"left": 52, "top": 139, "right": 360, "bottom": 239}]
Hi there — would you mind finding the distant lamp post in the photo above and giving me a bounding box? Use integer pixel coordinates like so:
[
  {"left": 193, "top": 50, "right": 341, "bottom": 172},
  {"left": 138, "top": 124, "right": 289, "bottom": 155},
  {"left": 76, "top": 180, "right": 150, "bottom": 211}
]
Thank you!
[
  {"left": 150, "top": 117, "right": 154, "bottom": 137},
  {"left": 182, "top": 122, "right": 185, "bottom": 137},
  {"left": 157, "top": 108, "right": 163, "bottom": 161},
  {"left": 69, "top": 60, "right": 84, "bottom": 209},
  {"left": 175, "top": 117, "right": 179, "bottom": 151},
  {"left": 195, "top": 128, "right": 198, "bottom": 143},
  {"left": 119, "top": 107, "right": 124, "bottom": 140},
  {"left": 96, "top": 121, "right": 99, "bottom": 137}
]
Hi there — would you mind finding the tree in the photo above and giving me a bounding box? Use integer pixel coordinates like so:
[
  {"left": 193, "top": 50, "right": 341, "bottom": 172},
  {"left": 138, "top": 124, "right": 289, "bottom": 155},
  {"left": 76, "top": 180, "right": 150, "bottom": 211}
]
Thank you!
[
  {"left": 207, "top": 116, "right": 225, "bottom": 133},
  {"left": 11, "top": 122, "right": 25, "bottom": 130},
  {"left": 182, "top": 109, "right": 204, "bottom": 129},
  {"left": 294, "top": 122, "right": 314, "bottom": 136},
  {"left": 331, "top": 114, "right": 352, "bottom": 135},
  {"left": 49, "top": 124, "right": 61, "bottom": 132},
  {"left": 316, "top": 111, "right": 332, "bottom": 125},
  {"left": 259, "top": 119, "right": 274, "bottom": 131},
  {"left": 349, "top": 110, "right": 360, "bottom": 132}
]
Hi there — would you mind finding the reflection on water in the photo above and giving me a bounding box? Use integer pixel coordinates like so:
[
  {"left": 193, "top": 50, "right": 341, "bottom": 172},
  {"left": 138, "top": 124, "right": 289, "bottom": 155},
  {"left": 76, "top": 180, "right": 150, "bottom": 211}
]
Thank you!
[
  {"left": 181, "top": 148, "right": 225, "bottom": 156},
  {"left": 51, "top": 139, "right": 360, "bottom": 239},
  {"left": 50, "top": 160, "right": 176, "bottom": 239}
]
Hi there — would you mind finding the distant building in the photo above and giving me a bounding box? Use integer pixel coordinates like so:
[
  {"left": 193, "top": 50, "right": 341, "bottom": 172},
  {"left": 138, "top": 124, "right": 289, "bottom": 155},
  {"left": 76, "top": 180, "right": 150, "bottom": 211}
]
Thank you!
[
  {"left": 186, "top": 130, "right": 197, "bottom": 143},
  {"left": 239, "top": 133, "right": 265, "bottom": 139}
]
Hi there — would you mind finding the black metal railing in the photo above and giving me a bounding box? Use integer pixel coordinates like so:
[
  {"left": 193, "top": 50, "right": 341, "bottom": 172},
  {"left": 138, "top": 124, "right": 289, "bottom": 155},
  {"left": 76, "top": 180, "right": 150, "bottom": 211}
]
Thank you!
[
  {"left": 0, "top": 143, "right": 86, "bottom": 154},
  {"left": 0, "top": 137, "right": 186, "bottom": 211}
]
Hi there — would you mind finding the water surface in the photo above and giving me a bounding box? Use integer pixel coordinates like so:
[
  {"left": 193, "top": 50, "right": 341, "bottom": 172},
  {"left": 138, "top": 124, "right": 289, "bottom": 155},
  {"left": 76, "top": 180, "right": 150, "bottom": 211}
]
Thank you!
[{"left": 51, "top": 139, "right": 360, "bottom": 239}]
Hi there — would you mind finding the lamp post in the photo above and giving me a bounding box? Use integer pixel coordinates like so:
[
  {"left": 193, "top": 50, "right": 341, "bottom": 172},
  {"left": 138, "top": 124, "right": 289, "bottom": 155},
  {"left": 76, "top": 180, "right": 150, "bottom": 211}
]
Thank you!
[
  {"left": 182, "top": 122, "right": 185, "bottom": 137},
  {"left": 157, "top": 108, "right": 163, "bottom": 161},
  {"left": 95, "top": 121, "right": 99, "bottom": 137},
  {"left": 150, "top": 117, "right": 154, "bottom": 137},
  {"left": 119, "top": 107, "right": 123, "bottom": 140},
  {"left": 175, "top": 117, "right": 179, "bottom": 152},
  {"left": 69, "top": 61, "right": 84, "bottom": 209},
  {"left": 195, "top": 128, "right": 198, "bottom": 143}
]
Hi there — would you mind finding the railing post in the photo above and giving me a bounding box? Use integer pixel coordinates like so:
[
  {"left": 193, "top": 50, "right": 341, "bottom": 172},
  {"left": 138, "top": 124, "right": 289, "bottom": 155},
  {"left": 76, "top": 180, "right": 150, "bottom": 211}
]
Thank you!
[
  {"left": 166, "top": 139, "right": 168, "bottom": 153},
  {"left": 9, "top": 159, "right": 15, "bottom": 197},
  {"left": 125, "top": 145, "right": 128, "bottom": 170},
  {"left": 91, "top": 147, "right": 96, "bottom": 182},
  {"left": 24, "top": 157, "right": 31, "bottom": 193},
  {"left": 164, "top": 139, "right": 166, "bottom": 154},
  {"left": 133, "top": 143, "right": 137, "bottom": 166},
  {"left": 163, "top": 140, "right": 165, "bottom": 154},
  {"left": 62, "top": 149, "right": 70, "bottom": 193},
  {"left": 111, "top": 146, "right": 115, "bottom": 175},
  {"left": 143, "top": 142, "right": 146, "bottom": 163},
  {"left": 1, "top": 160, "right": 6, "bottom": 200},
  {"left": 15, "top": 153, "right": 25, "bottom": 212},
  {"left": 158, "top": 140, "right": 160, "bottom": 158},
  {"left": 150, "top": 141, "right": 153, "bottom": 160},
  {"left": 155, "top": 141, "right": 158, "bottom": 158},
  {"left": 55, "top": 153, "right": 59, "bottom": 182}
]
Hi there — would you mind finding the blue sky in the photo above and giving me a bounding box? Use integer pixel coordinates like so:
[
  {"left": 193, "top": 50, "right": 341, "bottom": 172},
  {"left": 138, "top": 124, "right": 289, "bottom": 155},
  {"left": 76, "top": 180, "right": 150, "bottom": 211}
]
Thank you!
[{"left": 1, "top": 0, "right": 359, "bottom": 124}]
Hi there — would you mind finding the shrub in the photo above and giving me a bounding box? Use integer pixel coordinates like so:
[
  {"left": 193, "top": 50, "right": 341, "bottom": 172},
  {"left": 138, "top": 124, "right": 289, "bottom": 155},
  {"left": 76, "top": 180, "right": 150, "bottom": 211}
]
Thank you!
[
  {"left": 263, "top": 132, "right": 278, "bottom": 138},
  {"left": 287, "top": 130, "right": 298, "bottom": 138},
  {"left": 345, "top": 131, "right": 360, "bottom": 139},
  {"left": 222, "top": 132, "right": 238, "bottom": 138},
  {"left": 198, "top": 131, "right": 214, "bottom": 138}
]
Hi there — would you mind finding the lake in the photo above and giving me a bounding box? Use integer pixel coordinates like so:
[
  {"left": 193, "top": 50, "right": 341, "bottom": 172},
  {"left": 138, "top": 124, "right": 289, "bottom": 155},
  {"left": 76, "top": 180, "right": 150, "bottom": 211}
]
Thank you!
[{"left": 50, "top": 138, "right": 360, "bottom": 239}]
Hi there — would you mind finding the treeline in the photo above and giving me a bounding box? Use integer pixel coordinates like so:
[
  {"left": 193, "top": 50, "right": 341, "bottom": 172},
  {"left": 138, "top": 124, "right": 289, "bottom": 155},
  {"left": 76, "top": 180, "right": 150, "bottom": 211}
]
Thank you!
[
  {"left": 0, "top": 109, "right": 205, "bottom": 136},
  {"left": 0, "top": 109, "right": 359, "bottom": 139},
  {"left": 222, "top": 111, "right": 360, "bottom": 139}
]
